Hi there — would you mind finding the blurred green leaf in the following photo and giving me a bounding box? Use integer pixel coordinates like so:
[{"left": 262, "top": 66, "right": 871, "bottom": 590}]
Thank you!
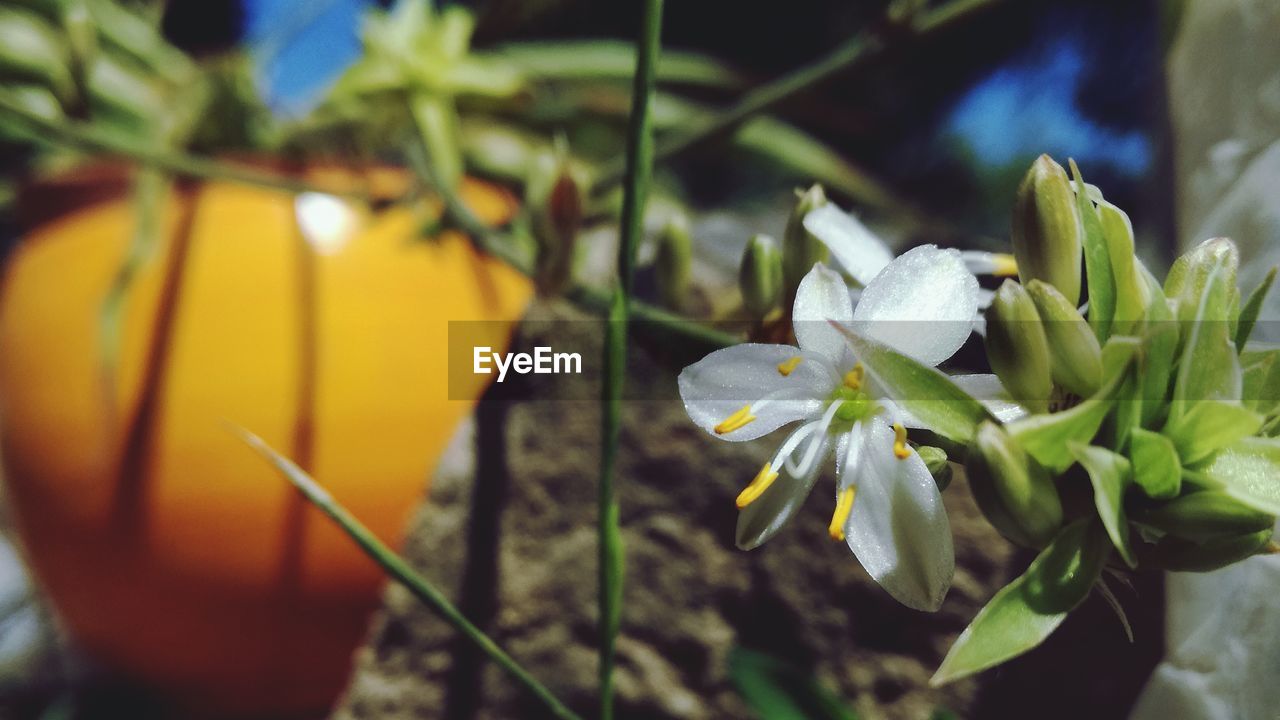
[
  {"left": 494, "top": 40, "right": 744, "bottom": 87},
  {"left": 1069, "top": 160, "right": 1114, "bottom": 341},
  {"left": 729, "top": 647, "right": 858, "bottom": 720}
]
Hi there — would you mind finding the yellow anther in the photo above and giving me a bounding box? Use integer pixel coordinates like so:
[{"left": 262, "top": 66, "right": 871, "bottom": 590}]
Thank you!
[
  {"left": 893, "top": 422, "right": 911, "bottom": 459},
  {"left": 843, "top": 364, "right": 865, "bottom": 390},
  {"left": 828, "top": 487, "right": 856, "bottom": 540},
  {"left": 736, "top": 462, "right": 780, "bottom": 508},
  {"left": 715, "top": 405, "right": 756, "bottom": 435},
  {"left": 993, "top": 253, "right": 1019, "bottom": 277},
  {"left": 777, "top": 356, "right": 803, "bottom": 376}
]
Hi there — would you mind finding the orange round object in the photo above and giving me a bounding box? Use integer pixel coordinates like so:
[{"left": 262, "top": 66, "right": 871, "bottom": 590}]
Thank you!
[{"left": 0, "top": 165, "right": 531, "bottom": 717}]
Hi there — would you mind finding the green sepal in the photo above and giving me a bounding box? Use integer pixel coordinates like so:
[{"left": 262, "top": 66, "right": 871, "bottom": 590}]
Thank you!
[
  {"left": 1191, "top": 437, "right": 1280, "bottom": 516},
  {"left": 1236, "top": 267, "right": 1276, "bottom": 351},
  {"left": 1128, "top": 428, "right": 1182, "bottom": 499},
  {"left": 1069, "top": 443, "right": 1137, "bottom": 567},
  {"left": 1007, "top": 364, "right": 1130, "bottom": 474},
  {"left": 1068, "top": 160, "right": 1114, "bottom": 341},
  {"left": 1162, "top": 401, "right": 1264, "bottom": 466}
]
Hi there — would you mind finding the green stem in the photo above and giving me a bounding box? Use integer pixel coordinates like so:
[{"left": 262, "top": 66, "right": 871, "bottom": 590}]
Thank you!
[
  {"left": 231, "top": 426, "right": 584, "bottom": 720},
  {"left": 599, "top": 2, "right": 664, "bottom": 718},
  {"left": 589, "top": 0, "right": 1005, "bottom": 195},
  {"left": 0, "top": 94, "right": 367, "bottom": 199}
]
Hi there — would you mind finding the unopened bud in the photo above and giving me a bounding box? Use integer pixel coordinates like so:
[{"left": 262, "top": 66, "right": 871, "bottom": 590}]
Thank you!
[
  {"left": 1135, "top": 491, "right": 1275, "bottom": 543},
  {"left": 918, "top": 445, "right": 952, "bottom": 491},
  {"left": 1025, "top": 279, "right": 1102, "bottom": 397},
  {"left": 1012, "top": 155, "right": 1083, "bottom": 305},
  {"left": 782, "top": 184, "right": 829, "bottom": 302},
  {"left": 1164, "top": 237, "right": 1241, "bottom": 323},
  {"left": 985, "top": 280, "right": 1053, "bottom": 413},
  {"left": 739, "top": 233, "right": 783, "bottom": 321},
  {"left": 967, "top": 421, "right": 1063, "bottom": 548},
  {"left": 655, "top": 214, "right": 693, "bottom": 311},
  {"left": 1147, "top": 527, "right": 1273, "bottom": 572},
  {"left": 526, "top": 150, "right": 582, "bottom": 296}
]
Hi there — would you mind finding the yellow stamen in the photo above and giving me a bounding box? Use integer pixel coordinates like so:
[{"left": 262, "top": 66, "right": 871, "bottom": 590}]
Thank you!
[
  {"left": 843, "top": 363, "right": 865, "bottom": 390},
  {"left": 893, "top": 422, "right": 911, "bottom": 459},
  {"left": 777, "top": 356, "right": 803, "bottom": 376},
  {"left": 715, "top": 405, "right": 756, "bottom": 434},
  {"left": 736, "top": 462, "right": 780, "bottom": 508},
  {"left": 828, "top": 487, "right": 856, "bottom": 540},
  {"left": 993, "top": 253, "right": 1019, "bottom": 277}
]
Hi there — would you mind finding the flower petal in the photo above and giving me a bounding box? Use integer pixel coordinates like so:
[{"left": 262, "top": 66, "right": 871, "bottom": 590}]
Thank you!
[
  {"left": 679, "top": 343, "right": 834, "bottom": 442},
  {"left": 843, "top": 418, "right": 954, "bottom": 611},
  {"left": 851, "top": 245, "right": 980, "bottom": 367},
  {"left": 793, "top": 263, "right": 855, "bottom": 365},
  {"left": 951, "top": 374, "right": 1028, "bottom": 423},
  {"left": 736, "top": 426, "right": 832, "bottom": 549},
  {"left": 802, "top": 204, "right": 894, "bottom": 286}
]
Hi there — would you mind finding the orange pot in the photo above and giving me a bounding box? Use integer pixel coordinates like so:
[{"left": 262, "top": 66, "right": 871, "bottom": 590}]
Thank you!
[{"left": 0, "top": 164, "right": 531, "bottom": 717}]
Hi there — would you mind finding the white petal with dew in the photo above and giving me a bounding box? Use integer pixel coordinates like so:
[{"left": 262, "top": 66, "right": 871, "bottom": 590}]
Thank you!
[
  {"left": 843, "top": 418, "right": 954, "bottom": 611},
  {"left": 802, "top": 204, "right": 894, "bottom": 286},
  {"left": 679, "top": 343, "right": 834, "bottom": 441},
  {"left": 851, "top": 245, "right": 980, "bottom": 367},
  {"left": 793, "top": 263, "right": 856, "bottom": 366},
  {"left": 951, "top": 374, "right": 1027, "bottom": 423},
  {"left": 736, "top": 425, "right": 832, "bottom": 550}
]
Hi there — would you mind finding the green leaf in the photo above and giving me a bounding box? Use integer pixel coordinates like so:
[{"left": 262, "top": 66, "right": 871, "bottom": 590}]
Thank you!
[
  {"left": 831, "top": 322, "right": 993, "bottom": 443},
  {"left": 1070, "top": 443, "right": 1136, "bottom": 567},
  {"left": 1164, "top": 238, "right": 1240, "bottom": 324},
  {"left": 1169, "top": 247, "right": 1242, "bottom": 422},
  {"left": 1069, "top": 160, "right": 1114, "bottom": 341},
  {"left": 729, "top": 647, "right": 859, "bottom": 720},
  {"left": 1235, "top": 266, "right": 1275, "bottom": 351},
  {"left": 1128, "top": 428, "right": 1182, "bottom": 499},
  {"left": 1162, "top": 401, "right": 1264, "bottom": 465},
  {"left": 1098, "top": 199, "right": 1147, "bottom": 335},
  {"left": 1006, "top": 368, "right": 1129, "bottom": 473},
  {"left": 1193, "top": 437, "right": 1280, "bottom": 515},
  {"left": 931, "top": 520, "right": 1109, "bottom": 685},
  {"left": 1241, "top": 348, "right": 1280, "bottom": 416},
  {"left": 493, "top": 41, "right": 744, "bottom": 87}
]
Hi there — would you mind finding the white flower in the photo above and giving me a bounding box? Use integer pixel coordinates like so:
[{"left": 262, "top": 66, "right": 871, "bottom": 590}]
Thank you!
[
  {"left": 803, "top": 203, "right": 1017, "bottom": 308},
  {"left": 679, "top": 248, "right": 1015, "bottom": 611}
]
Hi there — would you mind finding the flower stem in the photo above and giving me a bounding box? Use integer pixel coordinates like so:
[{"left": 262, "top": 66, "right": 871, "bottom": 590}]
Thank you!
[
  {"left": 588, "top": 0, "right": 1006, "bottom": 195},
  {"left": 599, "top": 2, "right": 664, "bottom": 717},
  {"left": 230, "top": 426, "right": 585, "bottom": 720}
]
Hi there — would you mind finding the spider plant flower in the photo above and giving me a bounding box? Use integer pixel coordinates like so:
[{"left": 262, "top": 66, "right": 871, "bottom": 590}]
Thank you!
[{"left": 679, "top": 250, "right": 1006, "bottom": 611}]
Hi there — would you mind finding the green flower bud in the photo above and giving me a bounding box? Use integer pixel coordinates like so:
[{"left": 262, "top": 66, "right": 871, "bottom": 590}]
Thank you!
[
  {"left": 1146, "top": 527, "right": 1274, "bottom": 573},
  {"left": 739, "top": 233, "right": 783, "bottom": 320},
  {"left": 1025, "top": 279, "right": 1102, "bottom": 397},
  {"left": 967, "top": 421, "right": 1063, "bottom": 548},
  {"left": 1012, "top": 155, "right": 1084, "bottom": 305},
  {"left": 655, "top": 214, "right": 693, "bottom": 312},
  {"left": 1164, "top": 237, "right": 1241, "bottom": 324},
  {"left": 985, "top": 279, "right": 1053, "bottom": 413},
  {"left": 782, "top": 184, "right": 829, "bottom": 301},
  {"left": 0, "top": 7, "right": 75, "bottom": 105},
  {"left": 918, "top": 445, "right": 952, "bottom": 491},
  {"left": 526, "top": 150, "right": 582, "bottom": 296},
  {"left": 1134, "top": 491, "right": 1275, "bottom": 542}
]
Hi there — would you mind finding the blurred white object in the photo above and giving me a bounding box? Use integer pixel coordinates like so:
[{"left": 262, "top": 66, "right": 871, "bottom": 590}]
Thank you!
[{"left": 1132, "top": 2, "right": 1280, "bottom": 718}]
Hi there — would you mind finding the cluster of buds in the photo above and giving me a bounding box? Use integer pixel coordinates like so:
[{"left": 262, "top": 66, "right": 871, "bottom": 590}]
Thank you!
[
  {"left": 933, "top": 155, "right": 1280, "bottom": 684},
  {"left": 972, "top": 153, "right": 1278, "bottom": 585},
  {"left": 736, "top": 185, "right": 828, "bottom": 324}
]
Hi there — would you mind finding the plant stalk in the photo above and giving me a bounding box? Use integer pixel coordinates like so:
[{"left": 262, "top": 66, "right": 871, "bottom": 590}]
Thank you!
[{"left": 232, "top": 426, "right": 584, "bottom": 720}]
